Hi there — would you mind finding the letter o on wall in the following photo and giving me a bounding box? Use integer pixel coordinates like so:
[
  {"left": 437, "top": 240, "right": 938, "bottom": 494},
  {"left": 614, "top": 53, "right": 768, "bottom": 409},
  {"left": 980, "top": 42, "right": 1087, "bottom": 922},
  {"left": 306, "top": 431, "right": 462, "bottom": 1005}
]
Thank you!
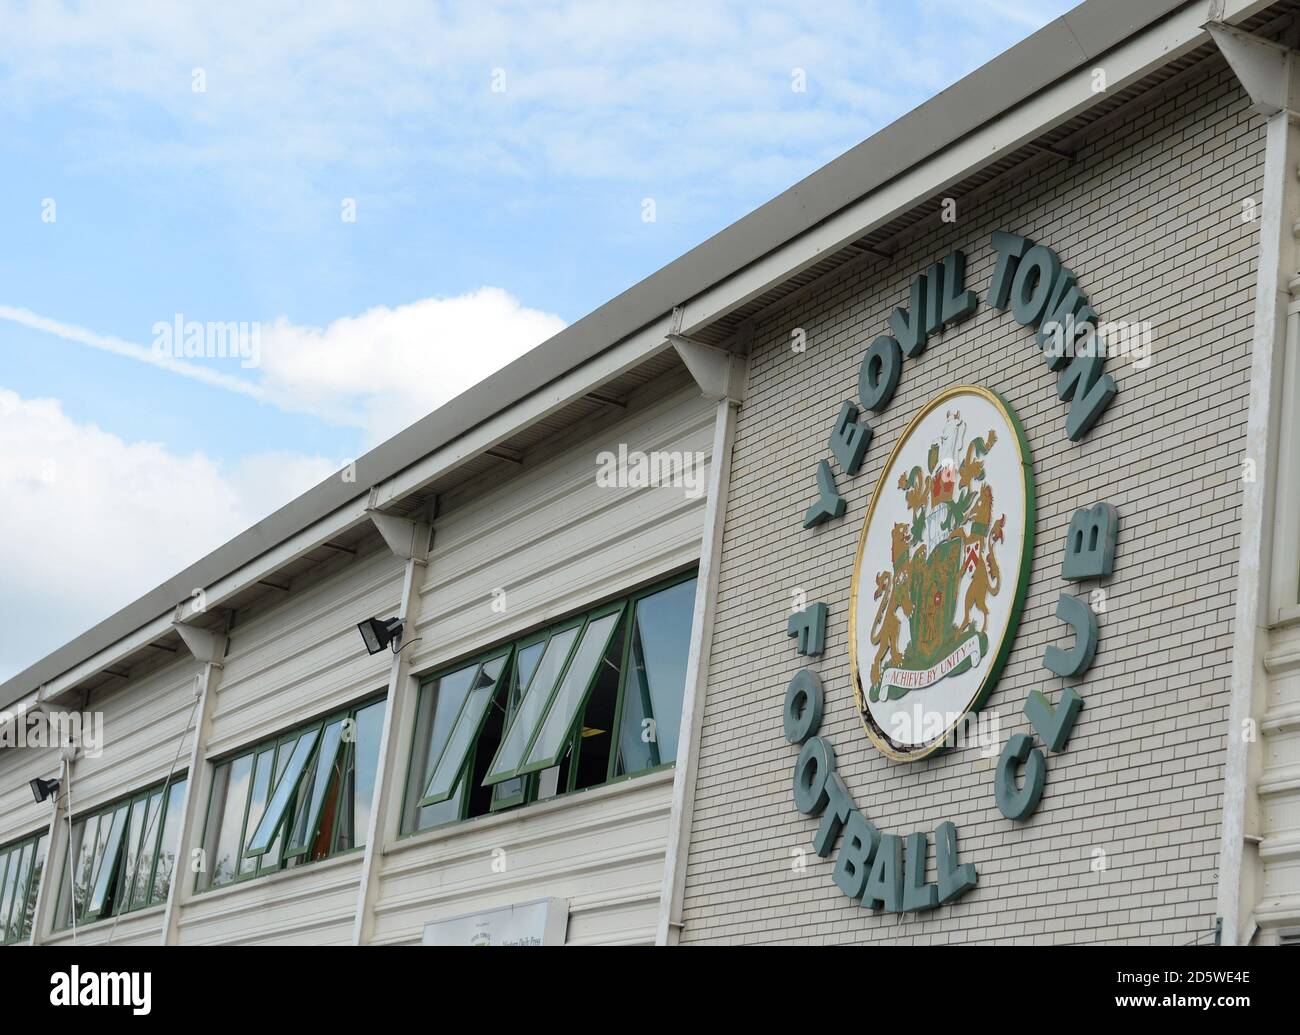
[
  {"left": 793, "top": 736, "right": 836, "bottom": 815},
  {"left": 1010, "top": 245, "right": 1061, "bottom": 327},
  {"left": 858, "top": 336, "right": 903, "bottom": 413},
  {"left": 783, "top": 669, "right": 824, "bottom": 744},
  {"left": 994, "top": 732, "right": 1046, "bottom": 821}
]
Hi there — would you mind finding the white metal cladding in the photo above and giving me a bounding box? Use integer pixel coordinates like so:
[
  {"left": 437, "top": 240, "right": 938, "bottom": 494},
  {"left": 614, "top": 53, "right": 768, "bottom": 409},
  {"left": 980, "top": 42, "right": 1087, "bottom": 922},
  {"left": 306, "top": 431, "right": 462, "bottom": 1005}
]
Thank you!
[
  {"left": 205, "top": 544, "right": 402, "bottom": 758},
  {"left": 157, "top": 546, "right": 401, "bottom": 945},
  {"left": 0, "top": 655, "right": 204, "bottom": 944},
  {"left": 371, "top": 769, "right": 674, "bottom": 945},
  {"left": 175, "top": 386, "right": 709, "bottom": 944},
  {"left": 62, "top": 660, "right": 202, "bottom": 818},
  {"left": 42, "top": 903, "right": 168, "bottom": 947},
  {"left": 0, "top": 734, "right": 59, "bottom": 869},
  {"left": 1259, "top": 631, "right": 1300, "bottom": 931},
  {"left": 408, "top": 384, "right": 714, "bottom": 675},
  {"left": 0, "top": 385, "right": 712, "bottom": 946},
  {"left": 176, "top": 853, "right": 365, "bottom": 946},
  {"left": 0, "top": 656, "right": 202, "bottom": 849},
  {"left": 364, "top": 385, "right": 713, "bottom": 944}
]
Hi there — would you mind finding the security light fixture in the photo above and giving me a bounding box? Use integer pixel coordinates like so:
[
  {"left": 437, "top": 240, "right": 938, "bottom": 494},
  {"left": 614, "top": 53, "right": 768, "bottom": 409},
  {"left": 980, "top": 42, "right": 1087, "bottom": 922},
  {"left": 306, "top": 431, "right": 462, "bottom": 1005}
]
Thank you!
[
  {"left": 358, "top": 616, "right": 404, "bottom": 655},
  {"left": 30, "top": 776, "right": 60, "bottom": 804}
]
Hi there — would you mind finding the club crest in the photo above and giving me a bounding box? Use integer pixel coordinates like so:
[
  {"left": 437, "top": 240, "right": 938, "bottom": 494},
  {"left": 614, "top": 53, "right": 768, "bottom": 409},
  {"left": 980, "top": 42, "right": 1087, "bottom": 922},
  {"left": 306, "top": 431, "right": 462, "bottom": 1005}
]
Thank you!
[{"left": 849, "top": 386, "right": 1034, "bottom": 761}]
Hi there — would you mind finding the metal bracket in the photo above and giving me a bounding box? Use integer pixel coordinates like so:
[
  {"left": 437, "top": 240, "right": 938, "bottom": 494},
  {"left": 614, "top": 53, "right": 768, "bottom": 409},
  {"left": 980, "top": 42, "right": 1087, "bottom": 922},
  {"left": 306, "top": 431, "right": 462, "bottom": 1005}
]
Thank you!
[
  {"left": 367, "top": 509, "right": 433, "bottom": 562},
  {"left": 1206, "top": 22, "right": 1300, "bottom": 118},
  {"left": 173, "top": 624, "right": 228, "bottom": 666},
  {"left": 668, "top": 333, "right": 747, "bottom": 405},
  {"left": 171, "top": 618, "right": 227, "bottom": 665}
]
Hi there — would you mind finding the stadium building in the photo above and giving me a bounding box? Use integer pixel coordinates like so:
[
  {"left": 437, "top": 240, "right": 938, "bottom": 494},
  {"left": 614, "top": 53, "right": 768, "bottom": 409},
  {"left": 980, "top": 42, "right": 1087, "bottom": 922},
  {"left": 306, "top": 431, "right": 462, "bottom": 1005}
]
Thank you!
[{"left": 2, "top": 0, "right": 1298, "bottom": 946}]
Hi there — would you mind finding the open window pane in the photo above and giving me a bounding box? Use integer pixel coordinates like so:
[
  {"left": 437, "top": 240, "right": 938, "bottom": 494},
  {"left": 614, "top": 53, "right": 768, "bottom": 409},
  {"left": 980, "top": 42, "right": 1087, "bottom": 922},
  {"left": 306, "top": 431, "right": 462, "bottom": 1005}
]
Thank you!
[
  {"left": 203, "top": 754, "right": 251, "bottom": 888},
  {"left": 0, "top": 849, "right": 19, "bottom": 939},
  {"left": 336, "top": 698, "right": 386, "bottom": 852},
  {"left": 286, "top": 719, "right": 346, "bottom": 856},
  {"left": 244, "top": 726, "right": 320, "bottom": 857},
  {"left": 119, "top": 796, "right": 149, "bottom": 911},
  {"left": 85, "top": 804, "right": 129, "bottom": 919},
  {"left": 483, "top": 624, "right": 581, "bottom": 786},
  {"left": 84, "top": 811, "right": 111, "bottom": 914},
  {"left": 0, "top": 835, "right": 44, "bottom": 944},
  {"left": 5, "top": 842, "right": 34, "bottom": 942},
  {"left": 240, "top": 749, "right": 275, "bottom": 875},
  {"left": 519, "top": 609, "right": 625, "bottom": 775},
  {"left": 60, "top": 815, "right": 94, "bottom": 924},
  {"left": 151, "top": 780, "right": 187, "bottom": 905},
  {"left": 420, "top": 653, "right": 510, "bottom": 806},
  {"left": 18, "top": 837, "right": 45, "bottom": 942},
  {"left": 258, "top": 741, "right": 294, "bottom": 874},
  {"left": 573, "top": 617, "right": 630, "bottom": 790},
  {"left": 407, "top": 661, "right": 480, "bottom": 829},
  {"left": 490, "top": 639, "right": 545, "bottom": 811},
  {"left": 129, "top": 791, "right": 164, "bottom": 907},
  {"left": 616, "top": 577, "right": 696, "bottom": 775}
]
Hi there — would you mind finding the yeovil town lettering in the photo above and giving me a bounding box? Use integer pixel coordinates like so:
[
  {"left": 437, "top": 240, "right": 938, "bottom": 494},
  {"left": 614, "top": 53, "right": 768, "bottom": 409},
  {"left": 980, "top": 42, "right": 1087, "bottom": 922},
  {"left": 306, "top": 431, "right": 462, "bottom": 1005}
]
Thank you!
[
  {"left": 784, "top": 231, "right": 1124, "bottom": 914},
  {"left": 806, "top": 232, "right": 1118, "bottom": 530}
]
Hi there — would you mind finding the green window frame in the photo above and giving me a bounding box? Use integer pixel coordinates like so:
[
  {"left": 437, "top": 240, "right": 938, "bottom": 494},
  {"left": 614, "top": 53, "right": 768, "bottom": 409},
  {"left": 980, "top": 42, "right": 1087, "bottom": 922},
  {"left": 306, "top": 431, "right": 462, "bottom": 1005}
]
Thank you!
[
  {"left": 402, "top": 570, "right": 698, "bottom": 835},
  {"left": 243, "top": 724, "right": 322, "bottom": 857},
  {"left": 418, "top": 650, "right": 512, "bottom": 807},
  {"left": 513, "top": 603, "right": 625, "bottom": 777},
  {"left": 54, "top": 775, "right": 186, "bottom": 930},
  {"left": 482, "top": 621, "right": 584, "bottom": 787},
  {"left": 197, "top": 694, "right": 386, "bottom": 893},
  {"left": 487, "top": 632, "right": 548, "bottom": 812},
  {"left": 0, "top": 830, "right": 47, "bottom": 945}
]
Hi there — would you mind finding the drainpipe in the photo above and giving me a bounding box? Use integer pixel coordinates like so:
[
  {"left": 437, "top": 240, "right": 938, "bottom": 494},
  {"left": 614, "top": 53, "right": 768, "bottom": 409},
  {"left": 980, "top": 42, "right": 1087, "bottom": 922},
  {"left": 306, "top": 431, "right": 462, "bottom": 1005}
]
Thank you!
[
  {"left": 656, "top": 329, "right": 748, "bottom": 945},
  {"left": 351, "top": 506, "right": 433, "bottom": 945},
  {"left": 26, "top": 694, "right": 77, "bottom": 945},
  {"left": 160, "top": 621, "right": 229, "bottom": 944}
]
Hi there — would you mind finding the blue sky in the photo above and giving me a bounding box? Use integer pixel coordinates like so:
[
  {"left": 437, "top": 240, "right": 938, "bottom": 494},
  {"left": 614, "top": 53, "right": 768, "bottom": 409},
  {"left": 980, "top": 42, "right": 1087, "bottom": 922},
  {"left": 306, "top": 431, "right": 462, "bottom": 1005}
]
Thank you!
[{"left": 0, "top": 0, "right": 1076, "bottom": 682}]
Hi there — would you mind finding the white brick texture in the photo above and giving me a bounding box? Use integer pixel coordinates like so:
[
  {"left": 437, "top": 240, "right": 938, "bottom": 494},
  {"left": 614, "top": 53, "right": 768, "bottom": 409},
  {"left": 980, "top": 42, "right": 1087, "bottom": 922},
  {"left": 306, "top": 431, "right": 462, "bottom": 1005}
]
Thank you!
[{"left": 679, "top": 64, "right": 1260, "bottom": 946}]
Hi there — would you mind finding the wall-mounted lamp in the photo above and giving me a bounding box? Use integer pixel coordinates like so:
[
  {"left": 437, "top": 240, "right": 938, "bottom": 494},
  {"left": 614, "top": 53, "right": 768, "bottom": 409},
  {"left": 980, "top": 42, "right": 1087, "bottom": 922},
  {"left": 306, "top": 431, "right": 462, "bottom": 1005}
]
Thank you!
[
  {"left": 30, "top": 776, "right": 60, "bottom": 804},
  {"left": 357, "top": 616, "right": 404, "bottom": 656}
]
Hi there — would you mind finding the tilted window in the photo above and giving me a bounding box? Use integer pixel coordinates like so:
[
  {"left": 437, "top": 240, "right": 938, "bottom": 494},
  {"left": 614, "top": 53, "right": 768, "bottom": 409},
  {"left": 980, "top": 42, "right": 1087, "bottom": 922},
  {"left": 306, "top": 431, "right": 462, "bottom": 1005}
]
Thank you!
[
  {"left": 402, "top": 572, "right": 698, "bottom": 834},
  {"left": 55, "top": 776, "right": 186, "bottom": 929},
  {"left": 198, "top": 695, "right": 385, "bottom": 891},
  {"left": 0, "top": 831, "right": 48, "bottom": 945}
]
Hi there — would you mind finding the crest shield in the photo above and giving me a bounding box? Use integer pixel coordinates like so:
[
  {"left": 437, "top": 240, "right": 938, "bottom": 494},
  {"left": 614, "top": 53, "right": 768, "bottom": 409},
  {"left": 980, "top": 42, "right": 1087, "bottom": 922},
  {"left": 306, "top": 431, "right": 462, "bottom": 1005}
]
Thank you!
[{"left": 848, "top": 386, "right": 1034, "bottom": 761}]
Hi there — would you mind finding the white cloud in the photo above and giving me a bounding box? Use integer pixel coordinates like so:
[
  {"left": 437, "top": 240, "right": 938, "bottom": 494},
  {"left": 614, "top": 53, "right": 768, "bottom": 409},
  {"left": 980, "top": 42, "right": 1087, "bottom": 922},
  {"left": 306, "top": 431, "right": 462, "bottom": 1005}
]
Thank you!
[
  {"left": 257, "top": 288, "right": 567, "bottom": 446},
  {"left": 0, "top": 284, "right": 565, "bottom": 680},
  {"left": 0, "top": 287, "right": 567, "bottom": 446},
  {"left": 0, "top": 388, "right": 337, "bottom": 682}
]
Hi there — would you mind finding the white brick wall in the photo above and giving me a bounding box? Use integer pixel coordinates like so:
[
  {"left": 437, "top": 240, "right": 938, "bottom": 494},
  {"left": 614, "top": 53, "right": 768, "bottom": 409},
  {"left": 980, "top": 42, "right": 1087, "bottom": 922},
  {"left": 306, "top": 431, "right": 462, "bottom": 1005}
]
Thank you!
[{"left": 679, "top": 62, "right": 1260, "bottom": 945}]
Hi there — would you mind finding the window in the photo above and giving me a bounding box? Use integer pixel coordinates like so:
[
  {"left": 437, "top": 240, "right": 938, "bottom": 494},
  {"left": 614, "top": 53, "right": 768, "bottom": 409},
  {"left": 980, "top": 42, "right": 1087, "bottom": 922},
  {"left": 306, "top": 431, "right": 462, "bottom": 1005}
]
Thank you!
[
  {"left": 402, "top": 571, "right": 698, "bottom": 834},
  {"left": 54, "top": 776, "right": 186, "bottom": 929},
  {"left": 0, "top": 831, "right": 47, "bottom": 945},
  {"left": 197, "top": 695, "right": 385, "bottom": 891}
]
